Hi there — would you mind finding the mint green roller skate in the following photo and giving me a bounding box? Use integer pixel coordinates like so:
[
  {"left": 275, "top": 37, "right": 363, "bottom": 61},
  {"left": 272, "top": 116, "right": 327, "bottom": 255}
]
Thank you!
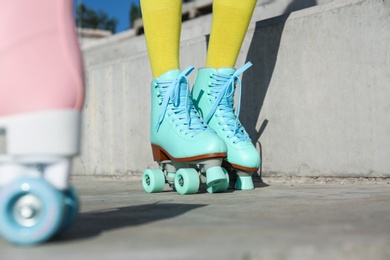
[
  {"left": 142, "top": 67, "right": 229, "bottom": 195},
  {"left": 191, "top": 62, "right": 260, "bottom": 190}
]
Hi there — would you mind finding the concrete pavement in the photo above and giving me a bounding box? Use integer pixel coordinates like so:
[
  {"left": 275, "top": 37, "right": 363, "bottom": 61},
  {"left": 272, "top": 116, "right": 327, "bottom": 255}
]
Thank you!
[{"left": 1, "top": 176, "right": 389, "bottom": 260}]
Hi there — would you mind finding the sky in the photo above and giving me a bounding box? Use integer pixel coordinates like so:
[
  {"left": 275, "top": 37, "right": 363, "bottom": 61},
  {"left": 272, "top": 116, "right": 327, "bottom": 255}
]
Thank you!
[{"left": 73, "top": 0, "right": 141, "bottom": 33}]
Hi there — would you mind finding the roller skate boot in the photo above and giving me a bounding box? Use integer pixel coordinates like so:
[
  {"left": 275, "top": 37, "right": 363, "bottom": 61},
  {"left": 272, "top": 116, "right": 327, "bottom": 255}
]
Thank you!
[
  {"left": 142, "top": 67, "right": 229, "bottom": 195},
  {"left": 0, "top": 0, "right": 84, "bottom": 245},
  {"left": 192, "top": 62, "right": 260, "bottom": 190}
]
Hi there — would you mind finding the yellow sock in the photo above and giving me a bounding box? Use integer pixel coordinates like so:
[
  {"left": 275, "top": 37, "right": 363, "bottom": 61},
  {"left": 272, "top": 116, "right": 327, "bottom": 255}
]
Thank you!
[
  {"left": 206, "top": 0, "right": 257, "bottom": 68},
  {"left": 140, "top": 0, "right": 182, "bottom": 77}
]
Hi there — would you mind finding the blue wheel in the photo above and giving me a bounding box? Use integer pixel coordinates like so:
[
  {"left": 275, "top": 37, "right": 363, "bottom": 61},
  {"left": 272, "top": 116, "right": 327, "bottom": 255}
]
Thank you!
[
  {"left": 174, "top": 168, "right": 200, "bottom": 195},
  {"left": 57, "top": 186, "right": 79, "bottom": 234},
  {"left": 142, "top": 169, "right": 166, "bottom": 193},
  {"left": 0, "top": 178, "right": 64, "bottom": 246},
  {"left": 207, "top": 167, "right": 229, "bottom": 193}
]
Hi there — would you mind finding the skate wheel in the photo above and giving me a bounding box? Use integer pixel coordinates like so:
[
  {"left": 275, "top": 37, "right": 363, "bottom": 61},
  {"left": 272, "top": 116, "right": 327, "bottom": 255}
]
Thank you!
[
  {"left": 207, "top": 168, "right": 229, "bottom": 193},
  {"left": 57, "top": 186, "right": 79, "bottom": 234},
  {"left": 142, "top": 169, "right": 165, "bottom": 193},
  {"left": 235, "top": 176, "right": 254, "bottom": 190},
  {"left": 174, "top": 168, "right": 199, "bottom": 195},
  {"left": 0, "top": 178, "right": 64, "bottom": 246},
  {"left": 205, "top": 166, "right": 227, "bottom": 187}
]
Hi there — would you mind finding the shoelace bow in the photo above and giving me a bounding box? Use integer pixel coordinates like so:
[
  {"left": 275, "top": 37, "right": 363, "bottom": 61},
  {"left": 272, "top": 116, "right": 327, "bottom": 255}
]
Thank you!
[
  {"left": 206, "top": 62, "right": 253, "bottom": 143},
  {"left": 155, "top": 67, "right": 208, "bottom": 136}
]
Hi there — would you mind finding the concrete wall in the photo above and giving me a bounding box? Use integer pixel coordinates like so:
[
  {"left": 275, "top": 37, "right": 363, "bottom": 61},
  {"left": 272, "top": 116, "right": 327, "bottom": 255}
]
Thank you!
[
  {"left": 74, "top": 0, "right": 390, "bottom": 178},
  {"left": 241, "top": 0, "right": 390, "bottom": 178},
  {"left": 81, "top": 0, "right": 336, "bottom": 67}
]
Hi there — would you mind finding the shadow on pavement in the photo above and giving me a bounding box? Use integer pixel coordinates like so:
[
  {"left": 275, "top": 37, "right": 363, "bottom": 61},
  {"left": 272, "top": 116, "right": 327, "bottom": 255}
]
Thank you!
[{"left": 53, "top": 202, "right": 207, "bottom": 242}]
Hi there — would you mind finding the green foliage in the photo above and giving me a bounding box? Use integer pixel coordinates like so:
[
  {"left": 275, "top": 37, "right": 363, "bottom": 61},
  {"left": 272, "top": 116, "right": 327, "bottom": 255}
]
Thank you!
[
  {"left": 129, "top": 3, "right": 141, "bottom": 29},
  {"left": 76, "top": 3, "right": 118, "bottom": 34}
]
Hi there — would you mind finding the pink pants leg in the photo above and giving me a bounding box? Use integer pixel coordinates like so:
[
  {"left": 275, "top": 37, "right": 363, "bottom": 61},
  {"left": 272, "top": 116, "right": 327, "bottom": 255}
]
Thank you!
[{"left": 0, "top": 0, "right": 85, "bottom": 246}]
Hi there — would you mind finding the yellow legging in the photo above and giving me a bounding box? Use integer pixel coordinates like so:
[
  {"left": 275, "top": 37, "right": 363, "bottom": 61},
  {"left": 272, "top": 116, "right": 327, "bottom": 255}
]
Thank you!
[{"left": 141, "top": 0, "right": 257, "bottom": 77}]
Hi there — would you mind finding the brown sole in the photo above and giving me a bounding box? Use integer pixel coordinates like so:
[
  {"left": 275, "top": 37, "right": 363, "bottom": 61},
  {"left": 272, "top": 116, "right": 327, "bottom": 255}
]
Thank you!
[
  {"left": 151, "top": 144, "right": 227, "bottom": 162},
  {"left": 222, "top": 160, "right": 259, "bottom": 173}
]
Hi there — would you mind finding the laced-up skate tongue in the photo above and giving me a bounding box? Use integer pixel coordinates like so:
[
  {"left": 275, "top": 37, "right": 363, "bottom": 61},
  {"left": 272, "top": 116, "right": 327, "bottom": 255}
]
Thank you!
[
  {"left": 156, "top": 67, "right": 194, "bottom": 130},
  {"left": 155, "top": 67, "right": 208, "bottom": 135},
  {"left": 206, "top": 62, "right": 253, "bottom": 142}
]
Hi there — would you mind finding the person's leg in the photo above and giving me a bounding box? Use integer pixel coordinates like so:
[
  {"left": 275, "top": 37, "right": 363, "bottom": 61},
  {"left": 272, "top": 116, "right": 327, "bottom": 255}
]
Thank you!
[
  {"left": 140, "top": 0, "right": 229, "bottom": 195},
  {"left": 0, "top": 0, "right": 84, "bottom": 115},
  {"left": 206, "top": 0, "right": 257, "bottom": 68},
  {"left": 0, "top": 0, "right": 84, "bottom": 245},
  {"left": 140, "top": 0, "right": 182, "bottom": 77},
  {"left": 192, "top": 0, "right": 259, "bottom": 190}
]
